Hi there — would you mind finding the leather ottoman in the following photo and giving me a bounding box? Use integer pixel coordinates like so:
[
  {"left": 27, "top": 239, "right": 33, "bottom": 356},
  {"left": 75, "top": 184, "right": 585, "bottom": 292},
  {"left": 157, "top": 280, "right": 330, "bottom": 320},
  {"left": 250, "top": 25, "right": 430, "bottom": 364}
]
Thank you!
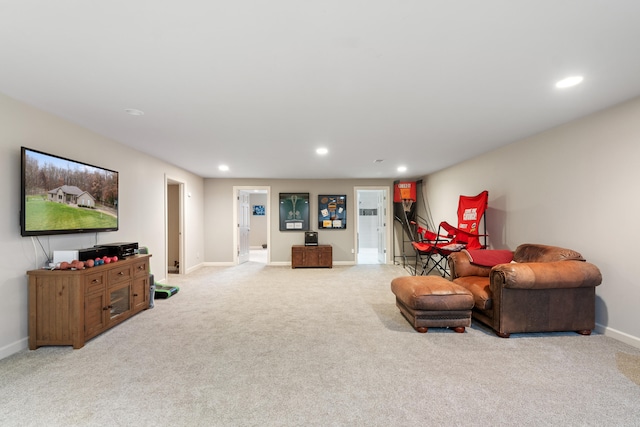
[{"left": 391, "top": 276, "right": 474, "bottom": 333}]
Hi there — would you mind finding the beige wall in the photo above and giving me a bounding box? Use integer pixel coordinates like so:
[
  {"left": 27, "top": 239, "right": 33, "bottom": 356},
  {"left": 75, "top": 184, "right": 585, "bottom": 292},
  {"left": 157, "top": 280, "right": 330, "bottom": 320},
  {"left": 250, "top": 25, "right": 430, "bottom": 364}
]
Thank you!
[
  {"left": 0, "top": 92, "right": 205, "bottom": 359},
  {"left": 249, "top": 193, "right": 268, "bottom": 248},
  {"left": 204, "top": 178, "right": 393, "bottom": 264},
  {"left": 4, "top": 86, "right": 639, "bottom": 357},
  {"left": 421, "top": 96, "right": 640, "bottom": 348}
]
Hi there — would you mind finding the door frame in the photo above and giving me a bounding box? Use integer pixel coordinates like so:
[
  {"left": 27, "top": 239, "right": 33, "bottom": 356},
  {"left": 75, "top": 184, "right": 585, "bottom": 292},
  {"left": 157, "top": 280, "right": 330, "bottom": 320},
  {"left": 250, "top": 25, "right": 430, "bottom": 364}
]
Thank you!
[
  {"left": 165, "top": 175, "right": 185, "bottom": 276},
  {"left": 232, "top": 186, "right": 271, "bottom": 265},
  {"left": 353, "top": 186, "right": 391, "bottom": 264},
  {"left": 237, "top": 190, "right": 251, "bottom": 264}
]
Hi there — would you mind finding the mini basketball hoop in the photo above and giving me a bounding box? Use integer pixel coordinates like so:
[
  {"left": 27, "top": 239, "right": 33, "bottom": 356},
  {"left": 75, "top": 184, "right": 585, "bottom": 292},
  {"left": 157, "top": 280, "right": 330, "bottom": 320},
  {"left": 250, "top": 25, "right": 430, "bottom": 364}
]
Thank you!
[{"left": 401, "top": 199, "right": 413, "bottom": 212}]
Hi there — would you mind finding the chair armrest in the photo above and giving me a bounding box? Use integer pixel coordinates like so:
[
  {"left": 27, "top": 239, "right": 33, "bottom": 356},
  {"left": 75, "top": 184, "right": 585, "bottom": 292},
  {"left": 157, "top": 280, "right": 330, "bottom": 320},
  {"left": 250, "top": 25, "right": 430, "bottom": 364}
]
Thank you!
[
  {"left": 448, "top": 252, "right": 491, "bottom": 278},
  {"left": 490, "top": 261, "right": 602, "bottom": 290},
  {"left": 440, "top": 221, "right": 488, "bottom": 239}
]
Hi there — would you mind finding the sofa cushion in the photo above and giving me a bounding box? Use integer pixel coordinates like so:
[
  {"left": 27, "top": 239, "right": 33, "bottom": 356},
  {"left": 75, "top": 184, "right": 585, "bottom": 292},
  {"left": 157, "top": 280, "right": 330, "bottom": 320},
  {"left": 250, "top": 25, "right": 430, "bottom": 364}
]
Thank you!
[
  {"left": 453, "top": 276, "right": 492, "bottom": 310},
  {"left": 463, "top": 249, "right": 513, "bottom": 267},
  {"left": 391, "top": 276, "right": 474, "bottom": 311},
  {"left": 513, "top": 244, "right": 585, "bottom": 263}
]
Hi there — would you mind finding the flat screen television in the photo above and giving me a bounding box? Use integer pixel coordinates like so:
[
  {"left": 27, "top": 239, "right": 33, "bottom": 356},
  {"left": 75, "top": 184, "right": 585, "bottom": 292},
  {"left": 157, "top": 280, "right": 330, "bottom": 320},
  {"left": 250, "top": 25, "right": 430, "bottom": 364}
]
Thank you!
[{"left": 21, "top": 147, "right": 119, "bottom": 236}]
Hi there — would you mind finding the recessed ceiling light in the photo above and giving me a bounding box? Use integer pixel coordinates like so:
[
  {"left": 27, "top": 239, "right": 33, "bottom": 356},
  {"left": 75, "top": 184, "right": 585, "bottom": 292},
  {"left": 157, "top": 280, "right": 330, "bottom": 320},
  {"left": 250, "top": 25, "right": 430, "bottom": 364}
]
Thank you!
[
  {"left": 316, "top": 147, "right": 329, "bottom": 155},
  {"left": 218, "top": 165, "right": 229, "bottom": 171},
  {"left": 397, "top": 166, "right": 407, "bottom": 172},
  {"left": 555, "top": 76, "right": 584, "bottom": 89},
  {"left": 124, "top": 108, "right": 144, "bottom": 116}
]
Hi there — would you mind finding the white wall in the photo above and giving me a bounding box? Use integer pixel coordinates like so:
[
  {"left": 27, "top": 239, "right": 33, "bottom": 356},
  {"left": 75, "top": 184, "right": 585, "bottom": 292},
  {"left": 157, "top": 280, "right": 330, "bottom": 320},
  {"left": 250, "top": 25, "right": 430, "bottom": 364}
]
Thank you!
[
  {"left": 0, "top": 92, "right": 205, "bottom": 359},
  {"left": 422, "top": 96, "right": 640, "bottom": 349}
]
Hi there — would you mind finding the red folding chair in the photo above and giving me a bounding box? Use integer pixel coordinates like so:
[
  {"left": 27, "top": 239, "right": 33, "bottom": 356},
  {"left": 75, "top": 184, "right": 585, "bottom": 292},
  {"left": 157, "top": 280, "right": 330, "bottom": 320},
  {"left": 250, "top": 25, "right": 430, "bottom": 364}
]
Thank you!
[{"left": 413, "top": 190, "right": 488, "bottom": 276}]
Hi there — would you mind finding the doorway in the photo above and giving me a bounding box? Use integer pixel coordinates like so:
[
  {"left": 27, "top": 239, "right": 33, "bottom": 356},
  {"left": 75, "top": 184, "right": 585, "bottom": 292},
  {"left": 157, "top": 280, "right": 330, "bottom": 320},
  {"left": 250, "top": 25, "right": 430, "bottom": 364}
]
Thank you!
[
  {"left": 355, "top": 188, "right": 389, "bottom": 264},
  {"left": 165, "top": 176, "right": 184, "bottom": 276},
  {"left": 233, "top": 186, "right": 270, "bottom": 265}
]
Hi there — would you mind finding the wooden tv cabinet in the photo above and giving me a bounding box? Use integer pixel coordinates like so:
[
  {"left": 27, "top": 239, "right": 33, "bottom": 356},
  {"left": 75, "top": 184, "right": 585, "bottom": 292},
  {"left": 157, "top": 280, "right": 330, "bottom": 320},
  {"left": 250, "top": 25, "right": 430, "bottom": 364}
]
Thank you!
[
  {"left": 291, "top": 245, "right": 332, "bottom": 268},
  {"left": 26, "top": 254, "right": 152, "bottom": 350}
]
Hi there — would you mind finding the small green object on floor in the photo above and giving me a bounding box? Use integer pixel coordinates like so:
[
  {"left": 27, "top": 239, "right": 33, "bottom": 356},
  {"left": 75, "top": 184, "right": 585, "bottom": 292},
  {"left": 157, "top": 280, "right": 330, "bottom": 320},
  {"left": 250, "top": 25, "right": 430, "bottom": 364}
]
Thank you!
[{"left": 155, "top": 284, "right": 179, "bottom": 299}]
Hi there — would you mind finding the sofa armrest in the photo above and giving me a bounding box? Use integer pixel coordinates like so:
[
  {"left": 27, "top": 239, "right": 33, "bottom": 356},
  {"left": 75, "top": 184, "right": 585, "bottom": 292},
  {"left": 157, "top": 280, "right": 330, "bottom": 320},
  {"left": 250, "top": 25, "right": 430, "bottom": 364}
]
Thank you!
[
  {"left": 448, "top": 252, "right": 491, "bottom": 279},
  {"left": 490, "top": 261, "right": 602, "bottom": 290}
]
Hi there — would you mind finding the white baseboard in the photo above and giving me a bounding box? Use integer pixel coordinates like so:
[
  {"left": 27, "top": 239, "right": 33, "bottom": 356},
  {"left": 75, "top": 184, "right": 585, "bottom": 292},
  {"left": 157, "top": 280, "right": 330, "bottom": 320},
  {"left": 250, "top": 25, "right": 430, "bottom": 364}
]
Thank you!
[
  {"left": 272, "top": 261, "right": 383, "bottom": 267},
  {"left": 202, "top": 261, "right": 390, "bottom": 268},
  {"left": 203, "top": 261, "right": 236, "bottom": 267},
  {"left": 595, "top": 323, "right": 640, "bottom": 350},
  {"left": 0, "top": 337, "right": 28, "bottom": 360},
  {"left": 185, "top": 262, "right": 205, "bottom": 274}
]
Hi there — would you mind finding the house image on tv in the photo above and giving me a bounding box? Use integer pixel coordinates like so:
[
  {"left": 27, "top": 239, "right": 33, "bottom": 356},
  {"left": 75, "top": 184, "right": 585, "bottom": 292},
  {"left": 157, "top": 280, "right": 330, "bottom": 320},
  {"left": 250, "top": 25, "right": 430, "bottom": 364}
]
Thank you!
[{"left": 48, "top": 185, "right": 96, "bottom": 208}]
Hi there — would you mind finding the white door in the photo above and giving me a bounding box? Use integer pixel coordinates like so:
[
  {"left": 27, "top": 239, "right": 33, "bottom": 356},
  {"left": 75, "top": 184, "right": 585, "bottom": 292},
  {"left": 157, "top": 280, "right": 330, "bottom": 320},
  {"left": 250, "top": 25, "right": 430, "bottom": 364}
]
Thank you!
[
  {"left": 377, "top": 190, "right": 387, "bottom": 264},
  {"left": 238, "top": 191, "right": 250, "bottom": 264},
  {"left": 355, "top": 188, "right": 388, "bottom": 265}
]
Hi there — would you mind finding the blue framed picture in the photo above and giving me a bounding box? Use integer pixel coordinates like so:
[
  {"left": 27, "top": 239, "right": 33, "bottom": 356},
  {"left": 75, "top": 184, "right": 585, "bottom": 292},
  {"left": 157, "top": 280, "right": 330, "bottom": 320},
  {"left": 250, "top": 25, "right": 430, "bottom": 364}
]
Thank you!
[
  {"left": 318, "top": 195, "right": 346, "bottom": 229},
  {"left": 253, "top": 205, "right": 265, "bottom": 216}
]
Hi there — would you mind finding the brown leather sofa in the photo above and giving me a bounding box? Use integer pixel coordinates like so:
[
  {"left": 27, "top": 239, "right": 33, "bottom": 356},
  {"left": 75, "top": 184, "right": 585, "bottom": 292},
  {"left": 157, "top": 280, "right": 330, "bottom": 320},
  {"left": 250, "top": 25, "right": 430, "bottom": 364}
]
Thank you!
[{"left": 448, "top": 244, "right": 602, "bottom": 338}]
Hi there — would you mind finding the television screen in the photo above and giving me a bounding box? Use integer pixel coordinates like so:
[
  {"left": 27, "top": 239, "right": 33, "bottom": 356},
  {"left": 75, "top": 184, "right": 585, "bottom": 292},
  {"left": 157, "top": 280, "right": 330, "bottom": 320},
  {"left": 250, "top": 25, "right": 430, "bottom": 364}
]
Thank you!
[{"left": 21, "top": 147, "right": 119, "bottom": 236}]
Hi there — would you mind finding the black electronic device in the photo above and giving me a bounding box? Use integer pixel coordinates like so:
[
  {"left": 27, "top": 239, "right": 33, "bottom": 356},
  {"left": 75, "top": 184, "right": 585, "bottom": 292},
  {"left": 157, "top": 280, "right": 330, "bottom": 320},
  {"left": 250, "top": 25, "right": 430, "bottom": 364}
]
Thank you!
[
  {"left": 78, "top": 246, "right": 109, "bottom": 261},
  {"left": 304, "top": 231, "right": 318, "bottom": 246},
  {"left": 98, "top": 242, "right": 139, "bottom": 258}
]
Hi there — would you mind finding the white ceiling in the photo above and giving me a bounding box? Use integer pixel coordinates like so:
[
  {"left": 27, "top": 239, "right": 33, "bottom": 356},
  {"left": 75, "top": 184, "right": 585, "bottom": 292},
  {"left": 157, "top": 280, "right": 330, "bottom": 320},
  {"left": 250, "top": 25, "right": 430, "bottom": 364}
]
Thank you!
[{"left": 2, "top": 1, "right": 640, "bottom": 179}]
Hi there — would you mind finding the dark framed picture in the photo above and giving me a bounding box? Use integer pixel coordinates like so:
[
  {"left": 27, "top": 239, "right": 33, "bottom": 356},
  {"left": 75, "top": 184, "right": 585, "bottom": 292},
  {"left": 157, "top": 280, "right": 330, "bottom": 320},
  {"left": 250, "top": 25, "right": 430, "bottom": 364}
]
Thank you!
[
  {"left": 279, "top": 193, "right": 310, "bottom": 231},
  {"left": 252, "top": 205, "right": 265, "bottom": 216},
  {"left": 318, "top": 195, "right": 346, "bottom": 229}
]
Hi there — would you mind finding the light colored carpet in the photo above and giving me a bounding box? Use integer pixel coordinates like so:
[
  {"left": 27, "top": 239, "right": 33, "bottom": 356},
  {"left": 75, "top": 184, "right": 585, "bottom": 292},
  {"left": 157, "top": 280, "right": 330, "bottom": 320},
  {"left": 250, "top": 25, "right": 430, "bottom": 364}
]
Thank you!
[
  {"left": 1, "top": 262, "right": 639, "bottom": 426},
  {"left": 617, "top": 352, "right": 640, "bottom": 386}
]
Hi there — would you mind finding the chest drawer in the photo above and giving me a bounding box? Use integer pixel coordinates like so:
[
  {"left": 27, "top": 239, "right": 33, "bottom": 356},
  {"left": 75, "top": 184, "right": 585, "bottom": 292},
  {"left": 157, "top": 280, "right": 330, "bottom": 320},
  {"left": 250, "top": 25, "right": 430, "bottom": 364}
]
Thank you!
[
  {"left": 85, "top": 271, "right": 106, "bottom": 295},
  {"left": 133, "top": 259, "right": 149, "bottom": 277},
  {"left": 108, "top": 264, "right": 132, "bottom": 284}
]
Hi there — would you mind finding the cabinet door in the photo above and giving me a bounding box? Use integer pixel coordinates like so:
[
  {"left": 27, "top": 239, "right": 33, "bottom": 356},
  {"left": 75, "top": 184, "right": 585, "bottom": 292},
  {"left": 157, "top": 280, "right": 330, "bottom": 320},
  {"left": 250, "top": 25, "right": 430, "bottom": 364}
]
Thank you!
[
  {"left": 306, "top": 248, "right": 320, "bottom": 266},
  {"left": 292, "top": 247, "right": 304, "bottom": 267},
  {"left": 132, "top": 276, "right": 149, "bottom": 312},
  {"left": 85, "top": 291, "right": 107, "bottom": 339},
  {"left": 318, "top": 247, "right": 332, "bottom": 267},
  {"left": 108, "top": 282, "right": 131, "bottom": 325}
]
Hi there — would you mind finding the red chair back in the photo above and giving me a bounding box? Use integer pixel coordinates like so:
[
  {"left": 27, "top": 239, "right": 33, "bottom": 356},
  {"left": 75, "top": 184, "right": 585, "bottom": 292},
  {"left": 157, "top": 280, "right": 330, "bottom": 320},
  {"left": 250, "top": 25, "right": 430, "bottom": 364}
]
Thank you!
[{"left": 455, "top": 190, "right": 488, "bottom": 250}]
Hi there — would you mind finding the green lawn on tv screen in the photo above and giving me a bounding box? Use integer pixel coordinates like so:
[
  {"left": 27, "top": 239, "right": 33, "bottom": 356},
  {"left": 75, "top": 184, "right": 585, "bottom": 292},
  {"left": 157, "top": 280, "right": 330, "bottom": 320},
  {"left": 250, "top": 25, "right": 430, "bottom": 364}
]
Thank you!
[{"left": 25, "top": 196, "right": 117, "bottom": 231}]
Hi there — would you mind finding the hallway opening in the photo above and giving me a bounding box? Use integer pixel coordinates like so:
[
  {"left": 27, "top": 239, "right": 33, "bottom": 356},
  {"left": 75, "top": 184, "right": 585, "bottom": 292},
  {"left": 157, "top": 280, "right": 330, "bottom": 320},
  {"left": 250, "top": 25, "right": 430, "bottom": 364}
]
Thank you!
[{"left": 355, "top": 188, "right": 388, "bottom": 265}]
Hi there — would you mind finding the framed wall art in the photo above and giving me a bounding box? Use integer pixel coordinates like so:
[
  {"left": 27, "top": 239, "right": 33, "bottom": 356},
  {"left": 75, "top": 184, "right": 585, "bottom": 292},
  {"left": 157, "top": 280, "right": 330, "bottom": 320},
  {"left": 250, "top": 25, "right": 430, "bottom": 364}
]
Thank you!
[
  {"left": 279, "top": 193, "right": 310, "bottom": 231},
  {"left": 252, "top": 205, "right": 265, "bottom": 216},
  {"left": 318, "top": 195, "right": 346, "bottom": 229}
]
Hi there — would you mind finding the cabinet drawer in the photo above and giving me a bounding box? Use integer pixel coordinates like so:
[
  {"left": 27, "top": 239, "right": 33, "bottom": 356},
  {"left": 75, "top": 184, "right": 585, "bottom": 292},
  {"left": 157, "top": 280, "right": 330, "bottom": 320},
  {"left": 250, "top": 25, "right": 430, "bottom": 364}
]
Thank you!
[
  {"left": 85, "top": 272, "right": 106, "bottom": 295},
  {"left": 108, "top": 265, "right": 132, "bottom": 284},
  {"left": 133, "top": 259, "right": 149, "bottom": 277}
]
